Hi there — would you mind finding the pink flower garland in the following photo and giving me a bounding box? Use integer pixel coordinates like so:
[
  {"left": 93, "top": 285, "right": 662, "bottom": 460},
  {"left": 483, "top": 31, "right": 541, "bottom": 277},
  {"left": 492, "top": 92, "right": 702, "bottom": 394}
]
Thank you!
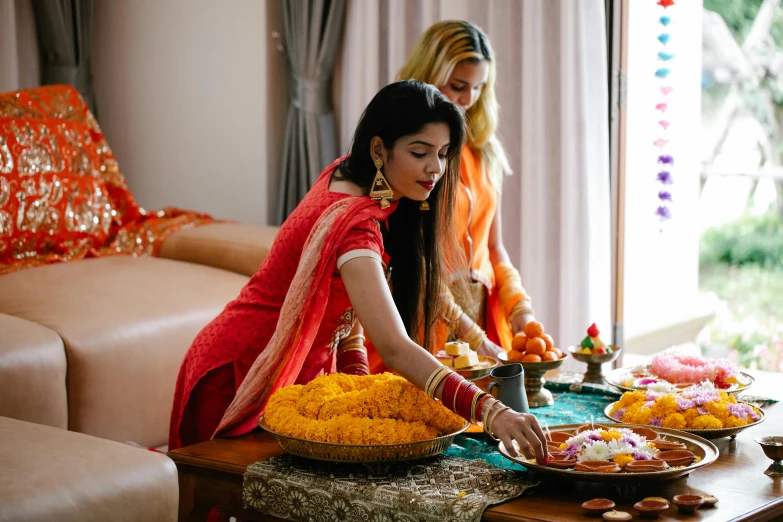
[{"left": 649, "top": 352, "right": 739, "bottom": 389}]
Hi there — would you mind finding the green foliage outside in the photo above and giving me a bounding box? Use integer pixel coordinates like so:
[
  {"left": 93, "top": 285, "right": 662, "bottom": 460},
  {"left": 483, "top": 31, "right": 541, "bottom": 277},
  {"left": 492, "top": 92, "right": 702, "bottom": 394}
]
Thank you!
[
  {"left": 699, "top": 213, "right": 783, "bottom": 371},
  {"left": 700, "top": 212, "right": 783, "bottom": 268}
]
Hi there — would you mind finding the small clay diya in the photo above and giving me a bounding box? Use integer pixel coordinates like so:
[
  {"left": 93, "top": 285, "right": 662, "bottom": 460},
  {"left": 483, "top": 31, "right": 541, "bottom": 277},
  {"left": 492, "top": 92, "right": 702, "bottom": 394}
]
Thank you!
[
  {"left": 582, "top": 498, "right": 615, "bottom": 514},
  {"left": 625, "top": 459, "right": 668, "bottom": 473},
  {"left": 701, "top": 495, "right": 719, "bottom": 507},
  {"left": 603, "top": 511, "right": 632, "bottom": 521},
  {"left": 654, "top": 450, "right": 696, "bottom": 467},
  {"left": 630, "top": 426, "right": 659, "bottom": 440},
  {"left": 634, "top": 499, "right": 669, "bottom": 518},
  {"left": 642, "top": 497, "right": 669, "bottom": 505},
  {"left": 651, "top": 440, "right": 687, "bottom": 452},
  {"left": 546, "top": 431, "right": 572, "bottom": 443},
  {"left": 574, "top": 461, "right": 621, "bottom": 473},
  {"left": 672, "top": 494, "right": 704, "bottom": 513},
  {"left": 547, "top": 442, "right": 563, "bottom": 453},
  {"left": 546, "top": 457, "right": 577, "bottom": 469}
]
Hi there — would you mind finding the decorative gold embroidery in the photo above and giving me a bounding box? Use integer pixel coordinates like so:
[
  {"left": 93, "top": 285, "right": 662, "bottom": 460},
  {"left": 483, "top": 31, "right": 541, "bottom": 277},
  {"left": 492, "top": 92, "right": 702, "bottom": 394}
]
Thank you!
[
  {"left": 0, "top": 136, "right": 13, "bottom": 174},
  {"left": 0, "top": 176, "right": 10, "bottom": 207},
  {"left": 0, "top": 211, "right": 11, "bottom": 237},
  {"left": 330, "top": 308, "right": 355, "bottom": 353}
]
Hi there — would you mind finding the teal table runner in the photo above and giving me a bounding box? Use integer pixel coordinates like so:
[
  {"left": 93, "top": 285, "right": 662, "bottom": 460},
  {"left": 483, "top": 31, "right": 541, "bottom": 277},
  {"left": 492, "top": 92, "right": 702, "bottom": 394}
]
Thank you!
[{"left": 445, "top": 381, "right": 621, "bottom": 471}]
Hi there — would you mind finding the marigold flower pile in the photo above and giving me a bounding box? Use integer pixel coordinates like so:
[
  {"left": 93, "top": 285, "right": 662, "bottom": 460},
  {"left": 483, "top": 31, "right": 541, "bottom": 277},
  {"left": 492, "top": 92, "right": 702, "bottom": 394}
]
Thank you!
[
  {"left": 264, "top": 372, "right": 466, "bottom": 444},
  {"left": 649, "top": 352, "right": 738, "bottom": 389},
  {"left": 609, "top": 385, "right": 761, "bottom": 430},
  {"left": 557, "top": 428, "right": 657, "bottom": 468}
]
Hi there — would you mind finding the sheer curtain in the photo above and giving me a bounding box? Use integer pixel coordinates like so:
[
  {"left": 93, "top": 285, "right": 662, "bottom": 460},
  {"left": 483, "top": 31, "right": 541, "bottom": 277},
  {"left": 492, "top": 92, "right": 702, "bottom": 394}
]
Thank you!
[
  {"left": 0, "top": 0, "right": 39, "bottom": 93},
  {"left": 335, "top": 0, "right": 611, "bottom": 365}
]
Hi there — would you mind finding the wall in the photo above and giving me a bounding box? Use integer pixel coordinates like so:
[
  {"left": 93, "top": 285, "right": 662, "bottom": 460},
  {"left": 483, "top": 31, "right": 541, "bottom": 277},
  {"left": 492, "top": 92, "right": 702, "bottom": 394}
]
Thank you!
[
  {"left": 623, "top": 0, "right": 712, "bottom": 352},
  {"left": 93, "top": 0, "right": 288, "bottom": 225}
]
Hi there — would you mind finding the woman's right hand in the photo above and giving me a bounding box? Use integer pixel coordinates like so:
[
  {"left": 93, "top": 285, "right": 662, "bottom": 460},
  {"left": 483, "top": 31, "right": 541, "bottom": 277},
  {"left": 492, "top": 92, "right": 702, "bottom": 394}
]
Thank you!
[
  {"left": 475, "top": 336, "right": 504, "bottom": 358},
  {"left": 491, "top": 409, "right": 549, "bottom": 462}
]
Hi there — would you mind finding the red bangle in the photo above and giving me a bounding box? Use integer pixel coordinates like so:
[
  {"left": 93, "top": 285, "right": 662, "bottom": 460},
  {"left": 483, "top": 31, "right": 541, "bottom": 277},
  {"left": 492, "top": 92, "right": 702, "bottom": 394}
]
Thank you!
[
  {"left": 475, "top": 394, "right": 492, "bottom": 424},
  {"left": 440, "top": 372, "right": 461, "bottom": 411},
  {"left": 337, "top": 349, "right": 369, "bottom": 374},
  {"left": 459, "top": 383, "right": 481, "bottom": 420}
]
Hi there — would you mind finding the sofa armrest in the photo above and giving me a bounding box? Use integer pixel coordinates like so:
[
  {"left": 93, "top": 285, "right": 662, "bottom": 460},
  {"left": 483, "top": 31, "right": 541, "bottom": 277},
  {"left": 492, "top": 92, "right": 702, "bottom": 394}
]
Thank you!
[
  {"left": 0, "top": 314, "right": 68, "bottom": 429},
  {"left": 159, "top": 222, "right": 278, "bottom": 277},
  {"left": 0, "top": 416, "right": 179, "bottom": 522}
]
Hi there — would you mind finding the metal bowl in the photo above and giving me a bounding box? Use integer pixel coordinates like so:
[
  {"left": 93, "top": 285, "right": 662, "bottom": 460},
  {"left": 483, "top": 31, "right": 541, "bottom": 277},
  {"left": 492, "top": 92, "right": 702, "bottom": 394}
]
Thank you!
[
  {"left": 497, "top": 423, "right": 718, "bottom": 482},
  {"left": 604, "top": 365, "right": 755, "bottom": 396},
  {"left": 258, "top": 416, "right": 470, "bottom": 463},
  {"left": 453, "top": 355, "right": 499, "bottom": 381},
  {"left": 604, "top": 401, "right": 766, "bottom": 439}
]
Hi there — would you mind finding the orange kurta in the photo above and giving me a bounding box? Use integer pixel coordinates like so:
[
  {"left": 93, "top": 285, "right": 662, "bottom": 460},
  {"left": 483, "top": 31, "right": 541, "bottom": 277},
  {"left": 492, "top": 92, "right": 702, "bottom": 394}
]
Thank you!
[{"left": 452, "top": 147, "right": 513, "bottom": 350}]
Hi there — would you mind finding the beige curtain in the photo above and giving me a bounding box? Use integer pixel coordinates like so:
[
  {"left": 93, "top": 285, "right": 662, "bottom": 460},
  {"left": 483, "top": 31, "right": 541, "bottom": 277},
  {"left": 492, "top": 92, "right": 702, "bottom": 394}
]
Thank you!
[
  {"left": 335, "top": 0, "right": 611, "bottom": 368},
  {"left": 0, "top": 0, "right": 39, "bottom": 93}
]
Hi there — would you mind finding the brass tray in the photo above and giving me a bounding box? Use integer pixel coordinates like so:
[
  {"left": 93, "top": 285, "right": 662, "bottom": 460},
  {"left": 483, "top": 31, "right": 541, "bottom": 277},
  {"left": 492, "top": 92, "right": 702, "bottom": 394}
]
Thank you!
[
  {"left": 258, "top": 416, "right": 470, "bottom": 463},
  {"left": 452, "top": 355, "right": 499, "bottom": 380},
  {"left": 604, "top": 365, "right": 755, "bottom": 395},
  {"left": 497, "top": 423, "right": 718, "bottom": 483},
  {"left": 604, "top": 401, "right": 766, "bottom": 439}
]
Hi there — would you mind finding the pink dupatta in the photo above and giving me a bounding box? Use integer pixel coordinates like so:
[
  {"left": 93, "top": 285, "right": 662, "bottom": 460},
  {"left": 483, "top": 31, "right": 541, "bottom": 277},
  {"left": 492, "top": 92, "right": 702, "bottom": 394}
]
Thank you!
[{"left": 215, "top": 160, "right": 397, "bottom": 438}]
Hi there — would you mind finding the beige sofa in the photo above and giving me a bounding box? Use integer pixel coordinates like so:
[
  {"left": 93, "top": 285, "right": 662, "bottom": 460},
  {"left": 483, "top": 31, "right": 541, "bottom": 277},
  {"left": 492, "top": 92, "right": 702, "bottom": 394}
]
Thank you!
[{"left": 0, "top": 222, "right": 278, "bottom": 521}]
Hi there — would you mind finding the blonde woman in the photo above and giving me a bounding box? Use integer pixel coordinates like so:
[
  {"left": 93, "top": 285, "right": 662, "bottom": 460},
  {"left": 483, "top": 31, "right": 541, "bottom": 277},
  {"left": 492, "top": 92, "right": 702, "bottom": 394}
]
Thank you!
[{"left": 399, "top": 20, "right": 537, "bottom": 357}]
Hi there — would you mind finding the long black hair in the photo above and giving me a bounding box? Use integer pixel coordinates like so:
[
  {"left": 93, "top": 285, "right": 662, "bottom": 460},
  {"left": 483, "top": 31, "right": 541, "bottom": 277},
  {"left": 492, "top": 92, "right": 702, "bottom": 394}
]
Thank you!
[{"left": 336, "top": 80, "right": 469, "bottom": 351}]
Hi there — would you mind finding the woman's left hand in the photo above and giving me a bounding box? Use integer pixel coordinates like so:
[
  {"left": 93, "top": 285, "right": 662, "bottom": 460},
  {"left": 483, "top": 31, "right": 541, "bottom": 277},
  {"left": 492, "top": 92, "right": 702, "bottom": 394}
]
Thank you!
[{"left": 510, "top": 312, "right": 536, "bottom": 336}]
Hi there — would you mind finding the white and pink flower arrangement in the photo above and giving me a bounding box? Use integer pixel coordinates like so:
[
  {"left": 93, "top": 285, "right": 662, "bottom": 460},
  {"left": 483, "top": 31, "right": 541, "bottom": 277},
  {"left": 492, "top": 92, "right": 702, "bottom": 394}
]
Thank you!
[{"left": 558, "top": 428, "right": 658, "bottom": 467}]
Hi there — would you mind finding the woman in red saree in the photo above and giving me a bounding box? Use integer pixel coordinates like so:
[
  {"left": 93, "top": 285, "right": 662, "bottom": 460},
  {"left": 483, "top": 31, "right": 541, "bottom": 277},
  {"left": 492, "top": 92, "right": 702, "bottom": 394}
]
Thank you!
[{"left": 169, "top": 81, "right": 548, "bottom": 467}]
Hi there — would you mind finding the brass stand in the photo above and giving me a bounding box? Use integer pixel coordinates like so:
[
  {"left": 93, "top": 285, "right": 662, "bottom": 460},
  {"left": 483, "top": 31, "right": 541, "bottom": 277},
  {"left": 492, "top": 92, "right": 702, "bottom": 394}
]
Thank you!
[{"left": 524, "top": 366, "right": 554, "bottom": 408}]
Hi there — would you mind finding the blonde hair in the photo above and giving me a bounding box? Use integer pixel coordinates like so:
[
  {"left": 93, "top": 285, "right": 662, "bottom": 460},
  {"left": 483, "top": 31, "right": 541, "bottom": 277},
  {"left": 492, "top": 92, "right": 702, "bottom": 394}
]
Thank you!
[{"left": 398, "top": 20, "right": 511, "bottom": 188}]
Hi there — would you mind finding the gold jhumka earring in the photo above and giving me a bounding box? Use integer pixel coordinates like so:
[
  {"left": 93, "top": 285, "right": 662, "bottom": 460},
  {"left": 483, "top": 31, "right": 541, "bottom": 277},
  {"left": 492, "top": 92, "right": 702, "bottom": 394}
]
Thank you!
[
  {"left": 369, "top": 158, "right": 394, "bottom": 209},
  {"left": 419, "top": 200, "right": 430, "bottom": 211}
]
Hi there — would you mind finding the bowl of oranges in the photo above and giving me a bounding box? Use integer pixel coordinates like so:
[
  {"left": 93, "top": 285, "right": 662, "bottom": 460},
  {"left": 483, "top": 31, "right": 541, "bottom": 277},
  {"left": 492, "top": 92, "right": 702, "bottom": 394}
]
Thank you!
[{"left": 498, "top": 321, "right": 567, "bottom": 408}]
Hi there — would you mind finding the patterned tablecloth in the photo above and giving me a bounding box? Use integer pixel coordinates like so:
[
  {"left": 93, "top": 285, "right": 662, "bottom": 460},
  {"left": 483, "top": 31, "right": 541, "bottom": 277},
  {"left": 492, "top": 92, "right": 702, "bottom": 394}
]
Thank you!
[
  {"left": 242, "top": 384, "right": 622, "bottom": 521},
  {"left": 243, "top": 453, "right": 538, "bottom": 522}
]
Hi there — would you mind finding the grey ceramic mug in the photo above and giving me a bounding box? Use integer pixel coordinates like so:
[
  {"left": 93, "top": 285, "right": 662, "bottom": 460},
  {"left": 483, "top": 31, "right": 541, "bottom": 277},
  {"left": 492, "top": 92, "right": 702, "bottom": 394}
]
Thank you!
[{"left": 487, "top": 362, "right": 530, "bottom": 414}]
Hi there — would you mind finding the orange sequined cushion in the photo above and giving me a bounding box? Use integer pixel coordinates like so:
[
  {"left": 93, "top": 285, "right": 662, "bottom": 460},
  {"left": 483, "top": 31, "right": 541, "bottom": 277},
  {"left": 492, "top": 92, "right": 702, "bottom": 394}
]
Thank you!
[{"left": 0, "top": 85, "right": 143, "bottom": 266}]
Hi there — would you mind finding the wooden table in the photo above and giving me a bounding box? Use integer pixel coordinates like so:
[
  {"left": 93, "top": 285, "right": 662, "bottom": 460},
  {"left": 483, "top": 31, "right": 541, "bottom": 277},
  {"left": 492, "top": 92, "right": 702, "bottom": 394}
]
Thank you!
[{"left": 168, "top": 371, "right": 783, "bottom": 522}]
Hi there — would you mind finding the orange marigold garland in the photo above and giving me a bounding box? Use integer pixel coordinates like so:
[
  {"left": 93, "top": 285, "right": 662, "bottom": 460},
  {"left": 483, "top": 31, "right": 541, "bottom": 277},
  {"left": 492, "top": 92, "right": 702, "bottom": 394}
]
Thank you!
[{"left": 264, "top": 373, "right": 466, "bottom": 444}]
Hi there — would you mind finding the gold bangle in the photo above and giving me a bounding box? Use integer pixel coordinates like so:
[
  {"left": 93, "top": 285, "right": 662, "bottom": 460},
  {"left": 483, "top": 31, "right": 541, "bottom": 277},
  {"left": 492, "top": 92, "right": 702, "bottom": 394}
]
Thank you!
[
  {"left": 460, "top": 322, "right": 486, "bottom": 351},
  {"left": 470, "top": 390, "right": 485, "bottom": 424},
  {"left": 508, "top": 300, "right": 535, "bottom": 322},
  {"left": 485, "top": 405, "right": 510, "bottom": 441},
  {"left": 340, "top": 334, "right": 365, "bottom": 345},
  {"left": 425, "top": 366, "right": 451, "bottom": 398},
  {"left": 341, "top": 363, "right": 369, "bottom": 373},
  {"left": 482, "top": 398, "right": 498, "bottom": 429},
  {"left": 442, "top": 300, "right": 463, "bottom": 324},
  {"left": 338, "top": 345, "right": 367, "bottom": 354}
]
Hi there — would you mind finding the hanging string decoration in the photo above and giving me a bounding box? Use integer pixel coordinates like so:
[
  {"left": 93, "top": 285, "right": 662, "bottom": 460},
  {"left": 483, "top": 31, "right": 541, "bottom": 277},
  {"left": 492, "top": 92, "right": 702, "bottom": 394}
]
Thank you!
[{"left": 655, "top": 0, "right": 675, "bottom": 222}]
